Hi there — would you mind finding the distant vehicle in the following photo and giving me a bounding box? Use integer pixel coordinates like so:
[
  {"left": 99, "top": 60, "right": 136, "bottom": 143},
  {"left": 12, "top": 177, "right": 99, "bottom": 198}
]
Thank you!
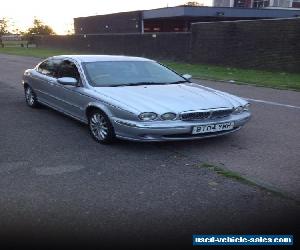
[{"left": 22, "top": 55, "right": 251, "bottom": 143}]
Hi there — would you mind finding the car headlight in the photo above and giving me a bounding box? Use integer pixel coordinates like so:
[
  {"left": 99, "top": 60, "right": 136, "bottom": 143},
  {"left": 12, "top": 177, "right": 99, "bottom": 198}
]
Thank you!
[
  {"left": 138, "top": 112, "right": 158, "bottom": 121},
  {"left": 161, "top": 112, "right": 177, "bottom": 120},
  {"left": 233, "top": 106, "right": 243, "bottom": 114},
  {"left": 233, "top": 103, "right": 250, "bottom": 114},
  {"left": 243, "top": 103, "right": 250, "bottom": 111}
]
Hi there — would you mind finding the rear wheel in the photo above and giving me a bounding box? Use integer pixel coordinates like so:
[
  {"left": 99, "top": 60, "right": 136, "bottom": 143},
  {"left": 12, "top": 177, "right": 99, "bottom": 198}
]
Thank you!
[
  {"left": 24, "top": 86, "right": 39, "bottom": 108},
  {"left": 88, "top": 110, "right": 115, "bottom": 144}
]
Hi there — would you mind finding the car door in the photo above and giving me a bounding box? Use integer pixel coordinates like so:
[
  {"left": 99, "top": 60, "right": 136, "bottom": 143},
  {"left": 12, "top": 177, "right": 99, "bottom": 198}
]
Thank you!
[
  {"left": 54, "top": 59, "right": 89, "bottom": 120},
  {"left": 32, "top": 59, "right": 61, "bottom": 105}
]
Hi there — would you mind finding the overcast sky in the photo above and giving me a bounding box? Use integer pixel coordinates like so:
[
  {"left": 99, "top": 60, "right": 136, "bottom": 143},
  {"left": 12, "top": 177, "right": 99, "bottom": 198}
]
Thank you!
[{"left": 0, "top": 0, "right": 213, "bottom": 34}]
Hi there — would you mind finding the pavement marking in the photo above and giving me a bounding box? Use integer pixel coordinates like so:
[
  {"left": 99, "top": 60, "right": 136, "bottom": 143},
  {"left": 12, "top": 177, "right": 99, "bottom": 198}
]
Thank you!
[
  {"left": 245, "top": 98, "right": 300, "bottom": 110},
  {"left": 0, "top": 161, "right": 29, "bottom": 174},
  {"left": 33, "top": 164, "right": 85, "bottom": 176}
]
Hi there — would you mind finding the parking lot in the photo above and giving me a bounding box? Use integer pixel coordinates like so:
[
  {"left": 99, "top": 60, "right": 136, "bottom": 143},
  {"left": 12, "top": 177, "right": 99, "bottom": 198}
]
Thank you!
[{"left": 0, "top": 54, "right": 299, "bottom": 248}]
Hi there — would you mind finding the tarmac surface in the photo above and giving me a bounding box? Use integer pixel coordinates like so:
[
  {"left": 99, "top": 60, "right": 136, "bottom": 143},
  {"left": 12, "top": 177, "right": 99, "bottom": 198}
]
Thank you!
[{"left": 0, "top": 54, "right": 299, "bottom": 249}]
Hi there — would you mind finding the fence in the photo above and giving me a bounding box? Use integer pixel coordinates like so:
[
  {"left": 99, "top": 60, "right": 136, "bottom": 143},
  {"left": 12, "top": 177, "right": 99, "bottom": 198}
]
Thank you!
[{"left": 33, "top": 18, "right": 300, "bottom": 72}]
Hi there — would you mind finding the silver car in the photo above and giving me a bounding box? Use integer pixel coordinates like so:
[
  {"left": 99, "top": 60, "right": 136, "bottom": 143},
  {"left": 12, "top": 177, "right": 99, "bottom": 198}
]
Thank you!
[{"left": 22, "top": 55, "right": 251, "bottom": 143}]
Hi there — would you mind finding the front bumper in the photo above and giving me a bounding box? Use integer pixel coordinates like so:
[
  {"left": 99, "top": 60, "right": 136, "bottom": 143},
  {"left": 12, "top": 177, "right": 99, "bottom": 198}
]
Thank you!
[{"left": 111, "top": 111, "right": 251, "bottom": 142}]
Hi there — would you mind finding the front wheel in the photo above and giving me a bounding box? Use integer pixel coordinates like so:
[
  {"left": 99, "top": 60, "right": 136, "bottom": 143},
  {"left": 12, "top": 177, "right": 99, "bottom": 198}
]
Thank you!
[
  {"left": 88, "top": 110, "right": 116, "bottom": 144},
  {"left": 24, "top": 86, "right": 39, "bottom": 108}
]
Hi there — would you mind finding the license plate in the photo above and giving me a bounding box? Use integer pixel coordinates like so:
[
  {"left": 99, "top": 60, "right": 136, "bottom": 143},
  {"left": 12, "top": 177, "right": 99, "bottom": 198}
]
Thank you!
[{"left": 192, "top": 122, "right": 234, "bottom": 134}]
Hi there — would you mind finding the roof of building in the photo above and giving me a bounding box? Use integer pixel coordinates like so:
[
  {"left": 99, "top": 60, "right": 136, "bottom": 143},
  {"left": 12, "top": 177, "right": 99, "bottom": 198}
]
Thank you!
[{"left": 142, "top": 6, "right": 300, "bottom": 19}]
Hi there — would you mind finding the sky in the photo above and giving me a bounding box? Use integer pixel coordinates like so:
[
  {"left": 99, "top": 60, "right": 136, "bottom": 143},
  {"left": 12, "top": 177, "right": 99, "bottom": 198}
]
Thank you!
[{"left": 0, "top": 0, "right": 213, "bottom": 35}]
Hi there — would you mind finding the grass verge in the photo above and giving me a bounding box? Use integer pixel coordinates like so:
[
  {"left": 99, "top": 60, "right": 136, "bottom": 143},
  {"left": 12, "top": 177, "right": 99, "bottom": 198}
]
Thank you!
[
  {"left": 0, "top": 47, "right": 299, "bottom": 91},
  {"left": 162, "top": 61, "right": 300, "bottom": 91},
  {"left": 0, "top": 47, "right": 81, "bottom": 58},
  {"left": 199, "top": 163, "right": 296, "bottom": 202}
]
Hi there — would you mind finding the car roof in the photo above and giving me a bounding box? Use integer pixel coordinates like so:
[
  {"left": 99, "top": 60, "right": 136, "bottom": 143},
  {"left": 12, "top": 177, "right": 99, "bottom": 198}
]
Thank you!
[{"left": 51, "top": 55, "right": 154, "bottom": 63}]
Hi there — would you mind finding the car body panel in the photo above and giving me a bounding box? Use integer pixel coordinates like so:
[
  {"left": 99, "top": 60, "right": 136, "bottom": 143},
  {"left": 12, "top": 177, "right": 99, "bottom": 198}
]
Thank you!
[
  {"left": 22, "top": 55, "right": 251, "bottom": 142},
  {"left": 93, "top": 83, "right": 245, "bottom": 113}
]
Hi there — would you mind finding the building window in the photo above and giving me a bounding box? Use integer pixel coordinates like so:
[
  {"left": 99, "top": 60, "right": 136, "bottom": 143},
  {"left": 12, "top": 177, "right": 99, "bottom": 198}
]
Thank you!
[
  {"left": 273, "top": 0, "right": 293, "bottom": 7},
  {"left": 253, "top": 0, "right": 270, "bottom": 7},
  {"left": 234, "top": 0, "right": 246, "bottom": 7}
]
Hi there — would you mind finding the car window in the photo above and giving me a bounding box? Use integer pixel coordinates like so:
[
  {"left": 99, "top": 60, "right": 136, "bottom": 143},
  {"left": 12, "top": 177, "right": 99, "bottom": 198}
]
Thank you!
[
  {"left": 37, "top": 59, "right": 61, "bottom": 78},
  {"left": 57, "top": 60, "right": 81, "bottom": 82}
]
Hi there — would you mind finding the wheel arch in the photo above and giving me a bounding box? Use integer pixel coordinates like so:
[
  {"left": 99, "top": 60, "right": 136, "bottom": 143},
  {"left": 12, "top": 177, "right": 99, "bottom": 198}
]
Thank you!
[
  {"left": 85, "top": 103, "right": 112, "bottom": 122},
  {"left": 23, "top": 82, "right": 30, "bottom": 89}
]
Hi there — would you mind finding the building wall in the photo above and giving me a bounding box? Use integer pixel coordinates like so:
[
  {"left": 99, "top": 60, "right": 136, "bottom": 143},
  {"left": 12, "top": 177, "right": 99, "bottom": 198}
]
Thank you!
[
  {"left": 34, "top": 33, "right": 191, "bottom": 61},
  {"left": 213, "top": 0, "right": 233, "bottom": 7},
  {"left": 34, "top": 18, "right": 300, "bottom": 72},
  {"left": 144, "top": 19, "right": 189, "bottom": 32},
  {"left": 74, "top": 11, "right": 142, "bottom": 34},
  {"left": 234, "top": 0, "right": 252, "bottom": 8}
]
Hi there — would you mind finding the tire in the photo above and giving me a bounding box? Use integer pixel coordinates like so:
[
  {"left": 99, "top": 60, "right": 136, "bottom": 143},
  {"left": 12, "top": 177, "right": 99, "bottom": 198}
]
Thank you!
[
  {"left": 24, "top": 85, "right": 39, "bottom": 108},
  {"left": 88, "top": 110, "right": 116, "bottom": 144}
]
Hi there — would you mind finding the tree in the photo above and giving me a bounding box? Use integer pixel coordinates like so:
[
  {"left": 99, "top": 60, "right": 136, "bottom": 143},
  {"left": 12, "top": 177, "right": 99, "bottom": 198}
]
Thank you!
[
  {"left": 0, "top": 18, "right": 9, "bottom": 35},
  {"left": 26, "top": 18, "right": 55, "bottom": 35}
]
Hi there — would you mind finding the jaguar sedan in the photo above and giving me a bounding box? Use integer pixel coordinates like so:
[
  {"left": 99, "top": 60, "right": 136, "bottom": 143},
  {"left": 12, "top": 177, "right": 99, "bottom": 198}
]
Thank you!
[{"left": 22, "top": 55, "right": 251, "bottom": 143}]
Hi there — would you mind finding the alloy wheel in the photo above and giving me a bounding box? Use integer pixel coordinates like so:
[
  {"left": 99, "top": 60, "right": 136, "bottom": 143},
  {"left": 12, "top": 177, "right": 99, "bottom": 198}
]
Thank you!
[{"left": 89, "top": 113, "right": 109, "bottom": 141}]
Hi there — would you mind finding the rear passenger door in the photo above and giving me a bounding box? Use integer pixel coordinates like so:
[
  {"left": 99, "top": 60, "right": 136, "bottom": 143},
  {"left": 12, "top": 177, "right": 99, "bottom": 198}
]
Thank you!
[{"left": 34, "top": 58, "right": 61, "bottom": 106}]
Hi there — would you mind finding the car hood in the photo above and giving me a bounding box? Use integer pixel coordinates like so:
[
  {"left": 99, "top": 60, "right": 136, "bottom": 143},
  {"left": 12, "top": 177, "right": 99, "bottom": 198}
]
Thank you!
[{"left": 93, "top": 83, "right": 246, "bottom": 113}]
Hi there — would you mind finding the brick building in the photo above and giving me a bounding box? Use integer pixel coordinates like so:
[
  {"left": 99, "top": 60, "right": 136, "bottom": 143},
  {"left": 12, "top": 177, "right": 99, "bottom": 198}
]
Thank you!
[
  {"left": 213, "top": 0, "right": 300, "bottom": 8},
  {"left": 74, "top": 6, "right": 300, "bottom": 34}
]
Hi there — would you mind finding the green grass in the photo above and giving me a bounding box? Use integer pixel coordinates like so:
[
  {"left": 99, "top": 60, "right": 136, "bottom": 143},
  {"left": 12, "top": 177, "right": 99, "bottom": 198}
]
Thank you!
[
  {"left": 162, "top": 61, "right": 300, "bottom": 91},
  {"left": 199, "top": 163, "right": 292, "bottom": 201},
  {"left": 0, "top": 47, "right": 299, "bottom": 91},
  {"left": 0, "top": 47, "right": 82, "bottom": 58},
  {"left": 200, "top": 163, "right": 255, "bottom": 185}
]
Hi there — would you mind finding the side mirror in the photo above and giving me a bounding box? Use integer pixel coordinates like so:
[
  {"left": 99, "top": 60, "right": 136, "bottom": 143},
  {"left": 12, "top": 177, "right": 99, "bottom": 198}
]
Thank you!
[
  {"left": 182, "top": 74, "right": 192, "bottom": 81},
  {"left": 57, "top": 77, "right": 78, "bottom": 86}
]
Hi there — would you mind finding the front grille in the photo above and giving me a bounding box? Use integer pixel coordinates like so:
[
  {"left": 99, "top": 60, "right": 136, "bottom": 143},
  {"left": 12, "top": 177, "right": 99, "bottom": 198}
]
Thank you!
[
  {"left": 210, "top": 109, "right": 233, "bottom": 119},
  {"left": 181, "top": 111, "right": 211, "bottom": 121},
  {"left": 180, "top": 109, "right": 233, "bottom": 121}
]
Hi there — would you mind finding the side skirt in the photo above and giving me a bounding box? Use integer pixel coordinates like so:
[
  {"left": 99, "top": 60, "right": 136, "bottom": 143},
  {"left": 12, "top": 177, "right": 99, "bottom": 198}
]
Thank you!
[{"left": 38, "top": 99, "right": 88, "bottom": 124}]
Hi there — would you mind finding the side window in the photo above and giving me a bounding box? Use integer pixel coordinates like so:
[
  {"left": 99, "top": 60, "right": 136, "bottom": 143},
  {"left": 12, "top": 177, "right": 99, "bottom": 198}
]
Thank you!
[
  {"left": 57, "top": 60, "right": 81, "bottom": 82},
  {"left": 37, "top": 59, "right": 60, "bottom": 78}
]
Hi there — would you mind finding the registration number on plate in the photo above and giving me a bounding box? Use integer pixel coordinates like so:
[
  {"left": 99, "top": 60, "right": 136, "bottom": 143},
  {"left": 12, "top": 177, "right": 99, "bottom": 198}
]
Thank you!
[{"left": 192, "top": 122, "right": 234, "bottom": 134}]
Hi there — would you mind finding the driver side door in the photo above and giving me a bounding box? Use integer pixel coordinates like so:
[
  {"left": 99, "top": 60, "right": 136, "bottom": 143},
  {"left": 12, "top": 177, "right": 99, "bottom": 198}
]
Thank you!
[{"left": 55, "top": 59, "right": 89, "bottom": 121}]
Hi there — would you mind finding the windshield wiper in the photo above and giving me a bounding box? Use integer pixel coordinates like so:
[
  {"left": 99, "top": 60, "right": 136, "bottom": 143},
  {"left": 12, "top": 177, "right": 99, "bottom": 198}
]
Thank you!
[
  {"left": 110, "top": 82, "right": 169, "bottom": 87},
  {"left": 109, "top": 81, "right": 189, "bottom": 87},
  {"left": 167, "top": 80, "right": 189, "bottom": 84}
]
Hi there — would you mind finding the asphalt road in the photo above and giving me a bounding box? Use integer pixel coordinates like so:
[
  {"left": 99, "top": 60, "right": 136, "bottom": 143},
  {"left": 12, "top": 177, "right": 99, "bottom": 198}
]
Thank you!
[{"left": 0, "top": 54, "right": 299, "bottom": 249}]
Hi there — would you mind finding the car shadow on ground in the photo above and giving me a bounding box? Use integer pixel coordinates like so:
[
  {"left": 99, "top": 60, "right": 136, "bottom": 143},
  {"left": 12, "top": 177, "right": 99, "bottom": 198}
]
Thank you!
[{"left": 38, "top": 103, "right": 239, "bottom": 151}]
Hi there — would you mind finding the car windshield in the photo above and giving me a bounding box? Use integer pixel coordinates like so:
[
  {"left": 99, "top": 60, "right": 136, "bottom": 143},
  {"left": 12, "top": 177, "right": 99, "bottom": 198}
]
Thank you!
[{"left": 82, "top": 61, "right": 187, "bottom": 87}]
